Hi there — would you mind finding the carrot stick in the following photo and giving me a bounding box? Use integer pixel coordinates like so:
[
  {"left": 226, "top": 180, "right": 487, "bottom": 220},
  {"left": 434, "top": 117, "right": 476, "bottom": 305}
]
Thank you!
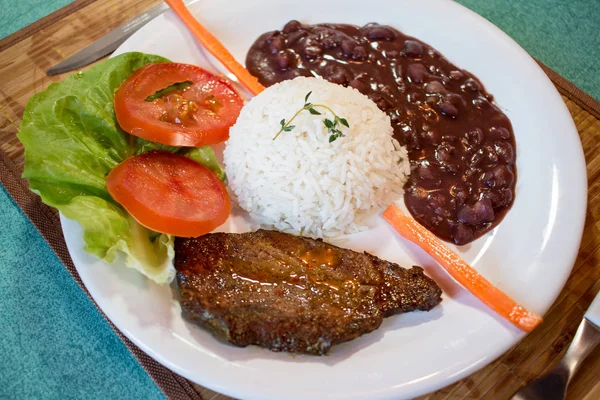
[
  {"left": 382, "top": 204, "right": 542, "bottom": 332},
  {"left": 165, "top": 0, "right": 265, "bottom": 96}
]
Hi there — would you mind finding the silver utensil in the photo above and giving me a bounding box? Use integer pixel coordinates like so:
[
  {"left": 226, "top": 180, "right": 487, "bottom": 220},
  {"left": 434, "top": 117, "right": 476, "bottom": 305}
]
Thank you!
[
  {"left": 47, "top": 0, "right": 194, "bottom": 75},
  {"left": 510, "top": 291, "right": 600, "bottom": 400}
]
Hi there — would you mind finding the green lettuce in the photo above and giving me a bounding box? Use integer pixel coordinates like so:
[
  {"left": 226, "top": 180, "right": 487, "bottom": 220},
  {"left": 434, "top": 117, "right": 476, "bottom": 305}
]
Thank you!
[
  {"left": 18, "top": 52, "right": 223, "bottom": 284},
  {"left": 183, "top": 146, "right": 227, "bottom": 182}
]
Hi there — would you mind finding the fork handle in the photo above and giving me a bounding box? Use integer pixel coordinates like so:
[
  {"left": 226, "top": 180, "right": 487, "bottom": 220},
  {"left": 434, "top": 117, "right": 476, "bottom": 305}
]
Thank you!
[{"left": 557, "top": 317, "right": 600, "bottom": 384}]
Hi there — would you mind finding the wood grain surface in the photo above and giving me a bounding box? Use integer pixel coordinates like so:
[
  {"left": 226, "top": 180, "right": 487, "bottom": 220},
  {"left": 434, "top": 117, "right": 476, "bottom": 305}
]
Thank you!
[{"left": 1, "top": 0, "right": 599, "bottom": 399}]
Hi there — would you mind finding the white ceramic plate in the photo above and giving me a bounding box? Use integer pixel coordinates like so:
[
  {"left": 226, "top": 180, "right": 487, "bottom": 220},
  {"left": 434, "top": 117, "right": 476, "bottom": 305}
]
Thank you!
[{"left": 61, "top": 0, "right": 587, "bottom": 398}]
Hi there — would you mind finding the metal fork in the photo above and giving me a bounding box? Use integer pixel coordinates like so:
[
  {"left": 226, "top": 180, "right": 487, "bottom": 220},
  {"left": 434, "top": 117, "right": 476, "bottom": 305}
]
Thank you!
[{"left": 510, "top": 292, "right": 600, "bottom": 400}]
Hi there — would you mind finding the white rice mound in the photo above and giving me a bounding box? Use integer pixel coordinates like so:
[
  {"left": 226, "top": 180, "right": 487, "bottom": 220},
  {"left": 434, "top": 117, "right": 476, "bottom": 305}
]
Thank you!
[{"left": 224, "top": 77, "right": 410, "bottom": 238}]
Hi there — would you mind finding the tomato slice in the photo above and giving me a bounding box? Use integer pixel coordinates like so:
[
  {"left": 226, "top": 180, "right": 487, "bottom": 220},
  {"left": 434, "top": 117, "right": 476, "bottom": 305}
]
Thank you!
[
  {"left": 106, "top": 151, "right": 230, "bottom": 237},
  {"left": 114, "top": 63, "right": 243, "bottom": 147}
]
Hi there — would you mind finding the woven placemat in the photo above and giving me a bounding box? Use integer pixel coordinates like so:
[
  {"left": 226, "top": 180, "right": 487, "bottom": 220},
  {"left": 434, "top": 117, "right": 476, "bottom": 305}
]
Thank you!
[{"left": 1, "top": 1, "right": 599, "bottom": 399}]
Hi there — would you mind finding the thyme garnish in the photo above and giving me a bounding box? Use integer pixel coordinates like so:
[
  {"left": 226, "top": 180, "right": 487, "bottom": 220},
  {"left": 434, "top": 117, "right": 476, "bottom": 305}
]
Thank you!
[{"left": 273, "top": 91, "right": 350, "bottom": 142}]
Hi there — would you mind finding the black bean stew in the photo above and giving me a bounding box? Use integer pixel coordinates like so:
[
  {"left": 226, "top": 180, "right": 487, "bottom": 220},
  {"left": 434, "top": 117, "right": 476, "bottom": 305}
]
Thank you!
[{"left": 246, "top": 21, "right": 517, "bottom": 245}]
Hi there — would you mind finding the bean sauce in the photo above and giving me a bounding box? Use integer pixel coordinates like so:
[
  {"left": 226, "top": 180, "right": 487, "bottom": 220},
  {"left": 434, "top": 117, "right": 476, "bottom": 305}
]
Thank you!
[{"left": 246, "top": 21, "right": 517, "bottom": 245}]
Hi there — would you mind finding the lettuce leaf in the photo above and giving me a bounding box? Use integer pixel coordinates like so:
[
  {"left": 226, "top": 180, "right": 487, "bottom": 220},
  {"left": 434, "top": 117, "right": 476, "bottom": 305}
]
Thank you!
[
  {"left": 183, "top": 146, "right": 227, "bottom": 182},
  {"left": 18, "top": 52, "right": 183, "bottom": 284}
]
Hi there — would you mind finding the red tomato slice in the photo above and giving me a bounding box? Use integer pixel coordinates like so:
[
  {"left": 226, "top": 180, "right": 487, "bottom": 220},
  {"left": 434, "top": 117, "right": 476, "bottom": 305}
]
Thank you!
[
  {"left": 106, "top": 151, "right": 230, "bottom": 237},
  {"left": 114, "top": 63, "right": 243, "bottom": 147}
]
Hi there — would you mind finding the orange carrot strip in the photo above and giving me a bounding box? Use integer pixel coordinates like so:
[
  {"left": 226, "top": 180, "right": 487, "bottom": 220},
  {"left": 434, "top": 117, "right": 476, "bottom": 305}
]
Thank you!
[
  {"left": 382, "top": 204, "right": 542, "bottom": 332},
  {"left": 165, "top": 0, "right": 265, "bottom": 96}
]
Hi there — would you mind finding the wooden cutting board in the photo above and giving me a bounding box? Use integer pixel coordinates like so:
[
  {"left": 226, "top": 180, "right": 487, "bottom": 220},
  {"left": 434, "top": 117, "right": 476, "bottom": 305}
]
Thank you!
[{"left": 1, "top": 1, "right": 599, "bottom": 399}]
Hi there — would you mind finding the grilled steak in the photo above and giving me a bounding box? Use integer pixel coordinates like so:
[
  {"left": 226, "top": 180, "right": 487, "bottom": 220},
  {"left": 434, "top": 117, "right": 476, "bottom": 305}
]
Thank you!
[{"left": 175, "top": 230, "right": 442, "bottom": 355}]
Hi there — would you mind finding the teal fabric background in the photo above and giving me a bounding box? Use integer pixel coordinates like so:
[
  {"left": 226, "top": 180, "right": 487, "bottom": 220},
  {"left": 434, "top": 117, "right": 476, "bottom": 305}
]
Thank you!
[
  {"left": 0, "top": 0, "right": 72, "bottom": 37},
  {"left": 458, "top": 0, "right": 600, "bottom": 101},
  {"left": 0, "top": 1, "right": 599, "bottom": 399},
  {"left": 0, "top": 187, "right": 165, "bottom": 400}
]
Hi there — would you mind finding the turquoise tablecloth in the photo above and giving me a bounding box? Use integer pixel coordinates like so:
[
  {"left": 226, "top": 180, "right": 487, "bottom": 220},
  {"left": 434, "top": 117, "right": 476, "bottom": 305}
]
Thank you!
[{"left": 1, "top": 1, "right": 599, "bottom": 399}]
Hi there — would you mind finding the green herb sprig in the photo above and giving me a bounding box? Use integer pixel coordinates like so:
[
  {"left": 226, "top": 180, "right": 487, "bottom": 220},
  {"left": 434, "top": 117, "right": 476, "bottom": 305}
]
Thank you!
[{"left": 273, "top": 91, "right": 350, "bottom": 142}]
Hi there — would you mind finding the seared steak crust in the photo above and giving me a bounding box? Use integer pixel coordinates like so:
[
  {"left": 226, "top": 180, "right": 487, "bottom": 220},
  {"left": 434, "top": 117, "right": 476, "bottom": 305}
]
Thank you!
[{"left": 175, "top": 230, "right": 442, "bottom": 355}]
